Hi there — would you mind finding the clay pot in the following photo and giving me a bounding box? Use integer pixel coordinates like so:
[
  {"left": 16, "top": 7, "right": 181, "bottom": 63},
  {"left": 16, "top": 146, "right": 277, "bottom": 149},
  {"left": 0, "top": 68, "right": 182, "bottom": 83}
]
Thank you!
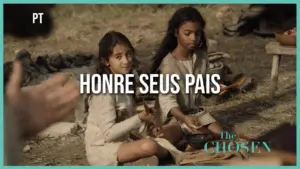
[{"left": 206, "top": 62, "right": 225, "bottom": 83}]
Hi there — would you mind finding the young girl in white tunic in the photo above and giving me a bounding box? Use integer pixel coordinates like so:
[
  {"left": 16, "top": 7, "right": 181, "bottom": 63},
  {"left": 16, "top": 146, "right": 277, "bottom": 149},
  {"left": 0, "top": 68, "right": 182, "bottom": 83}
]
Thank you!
[
  {"left": 85, "top": 31, "right": 169, "bottom": 165},
  {"left": 150, "top": 7, "right": 225, "bottom": 146}
]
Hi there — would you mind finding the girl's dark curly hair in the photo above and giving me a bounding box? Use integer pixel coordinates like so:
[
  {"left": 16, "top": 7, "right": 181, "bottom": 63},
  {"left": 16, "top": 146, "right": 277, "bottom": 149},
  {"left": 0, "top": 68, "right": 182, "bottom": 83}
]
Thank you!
[
  {"left": 89, "top": 31, "right": 138, "bottom": 99},
  {"left": 151, "top": 6, "right": 207, "bottom": 73},
  {"left": 95, "top": 31, "right": 138, "bottom": 75}
]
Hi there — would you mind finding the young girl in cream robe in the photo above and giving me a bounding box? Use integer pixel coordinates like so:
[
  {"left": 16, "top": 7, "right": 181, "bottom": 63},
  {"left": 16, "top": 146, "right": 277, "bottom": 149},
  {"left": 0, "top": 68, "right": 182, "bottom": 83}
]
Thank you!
[{"left": 85, "top": 31, "right": 169, "bottom": 165}]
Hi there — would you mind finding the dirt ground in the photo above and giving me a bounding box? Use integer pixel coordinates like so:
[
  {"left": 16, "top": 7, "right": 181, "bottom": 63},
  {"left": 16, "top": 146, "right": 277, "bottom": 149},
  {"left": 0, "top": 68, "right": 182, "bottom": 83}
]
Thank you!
[{"left": 4, "top": 4, "right": 296, "bottom": 166}]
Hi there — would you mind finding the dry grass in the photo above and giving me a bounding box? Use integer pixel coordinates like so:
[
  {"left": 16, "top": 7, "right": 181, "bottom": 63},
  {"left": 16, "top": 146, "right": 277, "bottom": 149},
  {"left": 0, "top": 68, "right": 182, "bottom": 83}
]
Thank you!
[
  {"left": 4, "top": 4, "right": 250, "bottom": 62},
  {"left": 5, "top": 4, "right": 296, "bottom": 166}
]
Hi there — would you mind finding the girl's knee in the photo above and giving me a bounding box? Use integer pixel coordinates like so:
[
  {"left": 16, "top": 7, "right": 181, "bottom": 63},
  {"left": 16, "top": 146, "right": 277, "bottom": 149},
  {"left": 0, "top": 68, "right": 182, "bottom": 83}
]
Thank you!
[
  {"left": 160, "top": 123, "right": 183, "bottom": 143},
  {"left": 140, "top": 139, "right": 159, "bottom": 156}
]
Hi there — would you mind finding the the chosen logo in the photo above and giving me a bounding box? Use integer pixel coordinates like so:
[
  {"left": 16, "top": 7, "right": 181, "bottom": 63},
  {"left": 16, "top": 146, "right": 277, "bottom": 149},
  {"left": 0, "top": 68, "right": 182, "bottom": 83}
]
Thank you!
[{"left": 204, "top": 131, "right": 271, "bottom": 153}]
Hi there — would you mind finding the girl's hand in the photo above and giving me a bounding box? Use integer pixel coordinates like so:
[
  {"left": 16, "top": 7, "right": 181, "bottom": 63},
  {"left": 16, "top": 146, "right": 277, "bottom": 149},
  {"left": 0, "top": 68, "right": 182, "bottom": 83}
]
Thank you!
[
  {"left": 6, "top": 61, "right": 80, "bottom": 137},
  {"left": 219, "top": 84, "right": 228, "bottom": 96},
  {"left": 284, "top": 27, "right": 296, "bottom": 36},
  {"left": 138, "top": 110, "right": 156, "bottom": 125},
  {"left": 182, "top": 115, "right": 201, "bottom": 133},
  {"left": 149, "top": 125, "right": 164, "bottom": 138}
]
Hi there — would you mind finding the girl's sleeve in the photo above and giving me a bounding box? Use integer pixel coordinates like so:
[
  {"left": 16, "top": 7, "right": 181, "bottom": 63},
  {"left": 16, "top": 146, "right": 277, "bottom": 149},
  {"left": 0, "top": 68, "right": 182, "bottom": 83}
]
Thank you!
[
  {"left": 157, "top": 61, "right": 179, "bottom": 122},
  {"left": 88, "top": 94, "right": 142, "bottom": 142}
]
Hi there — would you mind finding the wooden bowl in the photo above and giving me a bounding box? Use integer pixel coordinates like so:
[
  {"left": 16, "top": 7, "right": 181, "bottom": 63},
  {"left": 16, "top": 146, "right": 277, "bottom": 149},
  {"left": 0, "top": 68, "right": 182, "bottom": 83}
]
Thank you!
[{"left": 275, "top": 33, "right": 296, "bottom": 46}]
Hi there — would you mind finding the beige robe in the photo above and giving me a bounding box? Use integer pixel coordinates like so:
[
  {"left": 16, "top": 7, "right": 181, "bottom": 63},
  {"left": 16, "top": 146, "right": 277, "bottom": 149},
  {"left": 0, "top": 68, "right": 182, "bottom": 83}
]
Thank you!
[
  {"left": 85, "top": 93, "right": 145, "bottom": 165},
  {"left": 157, "top": 50, "right": 216, "bottom": 126}
]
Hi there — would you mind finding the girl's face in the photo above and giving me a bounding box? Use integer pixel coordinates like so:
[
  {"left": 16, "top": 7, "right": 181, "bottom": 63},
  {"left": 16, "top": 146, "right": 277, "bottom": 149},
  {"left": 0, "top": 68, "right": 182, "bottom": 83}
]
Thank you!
[
  {"left": 105, "top": 43, "right": 134, "bottom": 74},
  {"left": 176, "top": 21, "right": 202, "bottom": 51}
]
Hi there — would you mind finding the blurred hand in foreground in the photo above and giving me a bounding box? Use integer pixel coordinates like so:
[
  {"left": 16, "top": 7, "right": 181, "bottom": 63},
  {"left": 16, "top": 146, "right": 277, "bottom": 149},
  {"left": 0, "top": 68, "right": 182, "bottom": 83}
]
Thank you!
[{"left": 5, "top": 61, "right": 80, "bottom": 137}]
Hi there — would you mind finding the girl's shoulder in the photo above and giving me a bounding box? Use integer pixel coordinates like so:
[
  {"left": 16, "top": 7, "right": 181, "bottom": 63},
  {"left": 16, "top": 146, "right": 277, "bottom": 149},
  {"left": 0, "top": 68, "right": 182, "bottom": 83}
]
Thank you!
[
  {"left": 160, "top": 52, "right": 176, "bottom": 66},
  {"left": 158, "top": 53, "right": 177, "bottom": 73}
]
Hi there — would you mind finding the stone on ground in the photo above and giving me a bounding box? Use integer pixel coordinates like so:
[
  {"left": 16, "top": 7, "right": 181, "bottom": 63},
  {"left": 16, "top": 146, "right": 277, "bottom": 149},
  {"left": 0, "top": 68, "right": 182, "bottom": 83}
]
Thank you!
[{"left": 37, "top": 122, "right": 77, "bottom": 138}]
